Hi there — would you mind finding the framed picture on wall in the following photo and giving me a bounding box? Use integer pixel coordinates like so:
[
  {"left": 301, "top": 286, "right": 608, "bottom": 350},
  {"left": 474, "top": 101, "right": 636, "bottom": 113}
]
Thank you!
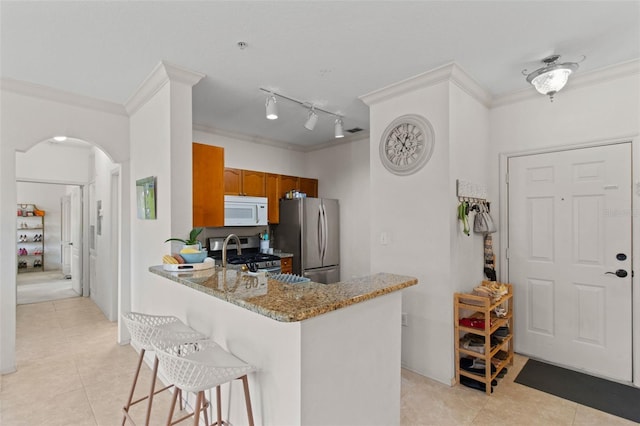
[{"left": 136, "top": 176, "right": 157, "bottom": 220}]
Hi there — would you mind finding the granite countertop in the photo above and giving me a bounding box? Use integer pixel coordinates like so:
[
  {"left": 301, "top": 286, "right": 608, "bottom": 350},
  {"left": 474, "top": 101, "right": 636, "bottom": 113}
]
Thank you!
[{"left": 149, "top": 265, "right": 417, "bottom": 322}]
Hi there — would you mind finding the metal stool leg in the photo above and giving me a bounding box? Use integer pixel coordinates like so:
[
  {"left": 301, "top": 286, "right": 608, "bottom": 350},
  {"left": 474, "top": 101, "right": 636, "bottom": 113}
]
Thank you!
[
  {"left": 241, "top": 375, "right": 255, "bottom": 426},
  {"left": 122, "top": 348, "right": 146, "bottom": 425},
  {"left": 166, "top": 386, "right": 180, "bottom": 426},
  {"left": 144, "top": 355, "right": 160, "bottom": 425}
]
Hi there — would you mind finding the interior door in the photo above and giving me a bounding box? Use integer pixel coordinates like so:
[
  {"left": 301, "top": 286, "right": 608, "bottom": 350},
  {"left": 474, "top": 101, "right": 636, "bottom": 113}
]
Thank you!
[
  {"left": 61, "top": 194, "right": 72, "bottom": 278},
  {"left": 70, "top": 186, "right": 82, "bottom": 295},
  {"left": 508, "top": 143, "right": 632, "bottom": 381}
]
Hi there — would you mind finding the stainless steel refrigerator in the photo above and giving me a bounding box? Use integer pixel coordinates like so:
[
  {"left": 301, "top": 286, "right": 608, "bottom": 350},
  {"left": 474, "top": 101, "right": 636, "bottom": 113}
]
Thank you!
[{"left": 278, "top": 198, "right": 340, "bottom": 284}]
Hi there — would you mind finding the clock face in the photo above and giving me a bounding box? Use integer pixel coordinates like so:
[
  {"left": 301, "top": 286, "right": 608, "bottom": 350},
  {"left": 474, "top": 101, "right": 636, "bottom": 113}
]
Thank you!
[{"left": 379, "top": 115, "right": 434, "bottom": 176}]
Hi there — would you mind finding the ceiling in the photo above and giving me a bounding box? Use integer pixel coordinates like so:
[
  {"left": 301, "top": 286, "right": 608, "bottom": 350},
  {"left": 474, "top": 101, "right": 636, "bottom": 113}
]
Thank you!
[{"left": 2, "top": 1, "right": 639, "bottom": 148}]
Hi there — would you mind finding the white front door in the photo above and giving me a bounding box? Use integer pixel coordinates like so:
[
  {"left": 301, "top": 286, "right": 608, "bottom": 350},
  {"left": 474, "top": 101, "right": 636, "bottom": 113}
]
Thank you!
[{"left": 508, "top": 143, "right": 632, "bottom": 381}]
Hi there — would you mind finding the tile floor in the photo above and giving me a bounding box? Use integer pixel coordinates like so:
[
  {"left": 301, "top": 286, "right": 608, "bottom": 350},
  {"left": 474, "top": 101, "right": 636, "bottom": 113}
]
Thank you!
[{"left": 1, "top": 296, "right": 636, "bottom": 425}]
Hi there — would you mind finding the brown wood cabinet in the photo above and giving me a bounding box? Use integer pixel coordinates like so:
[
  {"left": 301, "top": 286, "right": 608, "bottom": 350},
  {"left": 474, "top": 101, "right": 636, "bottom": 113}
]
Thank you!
[
  {"left": 280, "top": 257, "right": 293, "bottom": 274},
  {"left": 204, "top": 156, "right": 319, "bottom": 225},
  {"left": 193, "top": 143, "right": 224, "bottom": 227},
  {"left": 279, "top": 175, "right": 299, "bottom": 198},
  {"left": 224, "top": 168, "right": 266, "bottom": 196},
  {"left": 266, "top": 173, "right": 280, "bottom": 224},
  {"left": 299, "top": 177, "right": 318, "bottom": 198}
]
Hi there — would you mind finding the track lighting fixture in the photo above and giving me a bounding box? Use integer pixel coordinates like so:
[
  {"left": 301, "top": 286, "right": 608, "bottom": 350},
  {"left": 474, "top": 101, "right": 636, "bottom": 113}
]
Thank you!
[
  {"left": 334, "top": 118, "right": 344, "bottom": 138},
  {"left": 265, "top": 95, "right": 278, "bottom": 120},
  {"left": 304, "top": 108, "right": 318, "bottom": 131},
  {"left": 259, "top": 88, "right": 345, "bottom": 139}
]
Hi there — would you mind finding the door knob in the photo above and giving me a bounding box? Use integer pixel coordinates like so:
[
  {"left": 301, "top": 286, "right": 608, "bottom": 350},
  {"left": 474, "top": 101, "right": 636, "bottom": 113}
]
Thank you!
[{"left": 605, "top": 269, "right": 628, "bottom": 278}]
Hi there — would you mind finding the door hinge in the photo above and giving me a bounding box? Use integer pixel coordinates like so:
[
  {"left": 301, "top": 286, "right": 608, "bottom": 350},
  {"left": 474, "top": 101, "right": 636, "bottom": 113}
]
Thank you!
[
  {"left": 505, "top": 173, "right": 509, "bottom": 184},
  {"left": 505, "top": 247, "right": 510, "bottom": 259}
]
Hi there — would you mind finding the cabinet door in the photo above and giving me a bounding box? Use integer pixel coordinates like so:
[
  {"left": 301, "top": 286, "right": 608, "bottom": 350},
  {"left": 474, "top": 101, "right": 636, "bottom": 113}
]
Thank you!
[
  {"left": 299, "top": 177, "right": 318, "bottom": 198},
  {"left": 266, "top": 173, "right": 280, "bottom": 223},
  {"left": 242, "top": 170, "right": 266, "bottom": 196},
  {"left": 279, "top": 175, "right": 299, "bottom": 199},
  {"left": 280, "top": 257, "right": 293, "bottom": 274},
  {"left": 224, "top": 168, "right": 242, "bottom": 195},
  {"left": 193, "top": 143, "right": 224, "bottom": 227}
]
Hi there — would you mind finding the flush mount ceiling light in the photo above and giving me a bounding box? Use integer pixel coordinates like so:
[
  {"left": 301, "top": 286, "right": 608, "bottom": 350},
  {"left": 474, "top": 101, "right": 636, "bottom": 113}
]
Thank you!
[
  {"left": 304, "top": 108, "right": 318, "bottom": 131},
  {"left": 259, "top": 88, "right": 345, "bottom": 139},
  {"left": 334, "top": 118, "right": 344, "bottom": 138},
  {"left": 522, "top": 54, "right": 584, "bottom": 102},
  {"left": 265, "top": 95, "right": 278, "bottom": 120}
]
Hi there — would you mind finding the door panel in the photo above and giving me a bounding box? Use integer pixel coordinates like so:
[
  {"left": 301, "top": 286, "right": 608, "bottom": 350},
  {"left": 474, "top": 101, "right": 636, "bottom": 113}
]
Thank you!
[
  {"left": 508, "top": 143, "right": 632, "bottom": 381},
  {"left": 61, "top": 194, "right": 72, "bottom": 278}
]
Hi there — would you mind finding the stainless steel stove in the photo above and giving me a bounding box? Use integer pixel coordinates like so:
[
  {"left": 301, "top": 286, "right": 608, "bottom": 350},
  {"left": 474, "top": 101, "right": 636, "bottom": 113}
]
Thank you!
[{"left": 208, "top": 235, "right": 281, "bottom": 273}]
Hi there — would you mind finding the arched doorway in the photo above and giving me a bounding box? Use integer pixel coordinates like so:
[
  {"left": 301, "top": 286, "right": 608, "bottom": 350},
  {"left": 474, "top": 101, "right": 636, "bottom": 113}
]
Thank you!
[{"left": 15, "top": 138, "right": 121, "bottom": 319}]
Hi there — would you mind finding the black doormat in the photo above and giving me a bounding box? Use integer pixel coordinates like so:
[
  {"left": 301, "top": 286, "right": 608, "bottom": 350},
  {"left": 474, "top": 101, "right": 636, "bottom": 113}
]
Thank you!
[{"left": 514, "top": 359, "right": 640, "bottom": 423}]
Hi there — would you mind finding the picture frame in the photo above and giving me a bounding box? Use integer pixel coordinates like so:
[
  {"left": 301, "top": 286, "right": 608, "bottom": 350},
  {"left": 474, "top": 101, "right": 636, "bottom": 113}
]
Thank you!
[{"left": 136, "top": 176, "right": 157, "bottom": 220}]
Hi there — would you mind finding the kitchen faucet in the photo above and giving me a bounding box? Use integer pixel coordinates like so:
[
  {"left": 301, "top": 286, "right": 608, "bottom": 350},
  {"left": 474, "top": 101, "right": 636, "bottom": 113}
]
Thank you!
[{"left": 222, "top": 234, "right": 242, "bottom": 268}]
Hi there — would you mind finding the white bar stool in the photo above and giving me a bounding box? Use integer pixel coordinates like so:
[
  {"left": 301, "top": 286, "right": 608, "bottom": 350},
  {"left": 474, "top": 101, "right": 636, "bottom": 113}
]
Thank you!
[
  {"left": 151, "top": 337, "right": 255, "bottom": 426},
  {"left": 121, "top": 312, "right": 205, "bottom": 426}
]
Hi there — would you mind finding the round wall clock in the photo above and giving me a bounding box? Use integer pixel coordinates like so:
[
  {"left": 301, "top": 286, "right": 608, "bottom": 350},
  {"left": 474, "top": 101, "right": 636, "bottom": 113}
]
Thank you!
[{"left": 379, "top": 114, "right": 435, "bottom": 176}]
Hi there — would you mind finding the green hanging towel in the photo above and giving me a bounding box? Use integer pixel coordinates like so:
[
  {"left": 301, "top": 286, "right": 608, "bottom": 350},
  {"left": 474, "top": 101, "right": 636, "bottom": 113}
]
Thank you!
[{"left": 458, "top": 201, "right": 470, "bottom": 236}]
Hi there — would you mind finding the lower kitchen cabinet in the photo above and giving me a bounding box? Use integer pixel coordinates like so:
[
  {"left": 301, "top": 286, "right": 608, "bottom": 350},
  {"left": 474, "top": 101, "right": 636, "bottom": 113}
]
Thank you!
[
  {"left": 280, "top": 257, "right": 293, "bottom": 274},
  {"left": 454, "top": 281, "right": 513, "bottom": 395}
]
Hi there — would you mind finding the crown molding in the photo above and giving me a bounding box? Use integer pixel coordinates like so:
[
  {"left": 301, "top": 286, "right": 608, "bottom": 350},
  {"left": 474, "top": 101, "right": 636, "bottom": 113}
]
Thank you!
[
  {"left": 124, "top": 61, "right": 205, "bottom": 115},
  {"left": 1, "top": 77, "right": 127, "bottom": 116},
  {"left": 359, "top": 62, "right": 491, "bottom": 108},
  {"left": 193, "top": 122, "right": 368, "bottom": 153},
  {"left": 492, "top": 58, "right": 640, "bottom": 107}
]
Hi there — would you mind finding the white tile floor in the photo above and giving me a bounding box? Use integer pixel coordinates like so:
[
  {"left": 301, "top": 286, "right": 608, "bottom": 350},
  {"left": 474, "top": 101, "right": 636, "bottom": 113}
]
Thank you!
[{"left": 1, "top": 296, "right": 636, "bottom": 425}]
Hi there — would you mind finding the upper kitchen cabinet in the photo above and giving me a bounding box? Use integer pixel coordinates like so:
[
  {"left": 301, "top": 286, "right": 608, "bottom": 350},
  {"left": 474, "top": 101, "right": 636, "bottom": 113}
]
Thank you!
[
  {"left": 299, "top": 177, "right": 318, "bottom": 198},
  {"left": 224, "top": 168, "right": 266, "bottom": 197},
  {"left": 193, "top": 143, "right": 224, "bottom": 227},
  {"left": 266, "top": 173, "right": 280, "bottom": 224},
  {"left": 279, "top": 175, "right": 299, "bottom": 198}
]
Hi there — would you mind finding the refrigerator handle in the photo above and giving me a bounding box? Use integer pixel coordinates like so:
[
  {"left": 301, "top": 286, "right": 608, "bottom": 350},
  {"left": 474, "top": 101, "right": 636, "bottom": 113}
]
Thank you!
[
  {"left": 317, "top": 203, "right": 324, "bottom": 260},
  {"left": 321, "top": 202, "right": 328, "bottom": 262}
]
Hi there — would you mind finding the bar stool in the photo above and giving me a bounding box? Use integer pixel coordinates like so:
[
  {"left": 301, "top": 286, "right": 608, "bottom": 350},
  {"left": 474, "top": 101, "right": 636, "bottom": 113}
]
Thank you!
[
  {"left": 151, "top": 337, "right": 255, "bottom": 426},
  {"left": 121, "top": 312, "right": 206, "bottom": 426}
]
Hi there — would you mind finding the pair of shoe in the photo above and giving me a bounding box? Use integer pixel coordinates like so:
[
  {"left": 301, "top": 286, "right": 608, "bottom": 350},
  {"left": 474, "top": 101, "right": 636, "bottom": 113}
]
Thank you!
[
  {"left": 18, "top": 248, "right": 28, "bottom": 256},
  {"left": 17, "top": 260, "right": 28, "bottom": 269},
  {"left": 460, "top": 358, "right": 507, "bottom": 379},
  {"left": 459, "top": 317, "right": 490, "bottom": 329},
  {"left": 32, "top": 234, "right": 42, "bottom": 242},
  {"left": 459, "top": 376, "right": 493, "bottom": 393},
  {"left": 33, "top": 259, "right": 42, "bottom": 267}
]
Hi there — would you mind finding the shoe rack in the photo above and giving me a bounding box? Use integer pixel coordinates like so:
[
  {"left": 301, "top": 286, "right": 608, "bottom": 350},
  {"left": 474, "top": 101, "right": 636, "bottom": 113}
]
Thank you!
[
  {"left": 17, "top": 204, "right": 45, "bottom": 273},
  {"left": 454, "top": 281, "right": 514, "bottom": 395}
]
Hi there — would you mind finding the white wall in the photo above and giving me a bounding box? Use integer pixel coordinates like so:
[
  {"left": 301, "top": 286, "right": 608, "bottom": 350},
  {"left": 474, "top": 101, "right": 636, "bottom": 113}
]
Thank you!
[
  {"left": 92, "top": 148, "right": 119, "bottom": 319},
  {"left": 305, "top": 137, "right": 371, "bottom": 280},
  {"left": 362, "top": 63, "right": 492, "bottom": 385}
]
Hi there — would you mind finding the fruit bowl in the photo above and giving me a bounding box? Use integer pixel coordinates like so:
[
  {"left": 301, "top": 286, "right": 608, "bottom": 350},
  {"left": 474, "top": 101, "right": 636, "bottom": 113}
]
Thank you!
[{"left": 180, "top": 250, "right": 207, "bottom": 264}]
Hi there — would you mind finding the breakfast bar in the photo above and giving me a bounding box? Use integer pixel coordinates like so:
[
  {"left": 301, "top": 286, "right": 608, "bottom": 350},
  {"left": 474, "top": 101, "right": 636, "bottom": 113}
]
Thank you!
[{"left": 149, "top": 266, "right": 418, "bottom": 425}]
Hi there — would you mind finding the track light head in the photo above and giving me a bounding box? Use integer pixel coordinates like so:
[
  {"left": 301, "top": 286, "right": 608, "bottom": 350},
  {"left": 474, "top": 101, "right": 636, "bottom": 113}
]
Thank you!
[
  {"left": 265, "top": 95, "right": 278, "bottom": 120},
  {"left": 304, "top": 108, "right": 318, "bottom": 131},
  {"left": 334, "top": 118, "right": 344, "bottom": 138}
]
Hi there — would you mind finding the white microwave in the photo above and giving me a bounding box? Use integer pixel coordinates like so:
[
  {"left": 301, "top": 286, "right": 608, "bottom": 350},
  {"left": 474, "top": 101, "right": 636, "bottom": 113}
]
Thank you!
[{"left": 224, "top": 195, "right": 268, "bottom": 226}]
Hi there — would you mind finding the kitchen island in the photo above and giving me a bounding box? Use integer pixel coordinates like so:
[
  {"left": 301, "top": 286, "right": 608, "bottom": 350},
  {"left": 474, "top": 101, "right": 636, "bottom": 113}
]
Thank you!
[{"left": 149, "top": 266, "right": 417, "bottom": 425}]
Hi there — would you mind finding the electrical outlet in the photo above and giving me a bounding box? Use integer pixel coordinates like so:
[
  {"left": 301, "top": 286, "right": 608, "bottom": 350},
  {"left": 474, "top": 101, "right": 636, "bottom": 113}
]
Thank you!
[{"left": 401, "top": 312, "right": 408, "bottom": 327}]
